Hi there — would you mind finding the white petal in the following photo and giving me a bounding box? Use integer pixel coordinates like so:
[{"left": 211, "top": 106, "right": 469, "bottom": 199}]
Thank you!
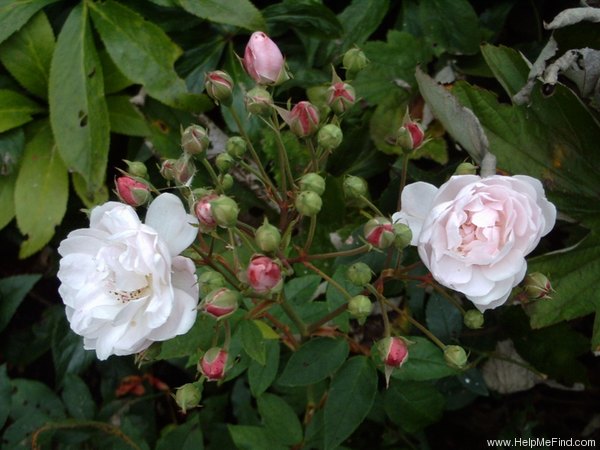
[
  {"left": 146, "top": 193, "right": 198, "bottom": 256},
  {"left": 394, "top": 182, "right": 438, "bottom": 245}
]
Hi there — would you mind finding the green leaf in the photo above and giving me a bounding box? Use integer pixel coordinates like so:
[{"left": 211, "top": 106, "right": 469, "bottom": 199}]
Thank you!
[
  {"left": 157, "top": 314, "right": 216, "bottom": 359},
  {"left": 0, "top": 0, "right": 59, "bottom": 44},
  {"left": 61, "top": 374, "right": 96, "bottom": 420},
  {"left": 52, "top": 315, "right": 95, "bottom": 386},
  {"left": 0, "top": 365, "right": 10, "bottom": 428},
  {"left": 0, "top": 10, "right": 54, "bottom": 99},
  {"left": 0, "top": 89, "right": 44, "bottom": 133},
  {"left": 257, "top": 393, "right": 303, "bottom": 446},
  {"left": 72, "top": 172, "right": 109, "bottom": 209},
  {"left": 156, "top": 415, "right": 204, "bottom": 450},
  {"left": 228, "top": 425, "right": 287, "bottom": 450},
  {"left": 248, "top": 339, "right": 280, "bottom": 397},
  {"left": 48, "top": 3, "right": 109, "bottom": 195},
  {"left": 425, "top": 292, "right": 463, "bottom": 344},
  {"left": 0, "top": 162, "right": 19, "bottom": 231},
  {"left": 239, "top": 319, "right": 266, "bottom": 365},
  {"left": 392, "top": 336, "right": 458, "bottom": 381},
  {"left": 100, "top": 50, "right": 134, "bottom": 95},
  {"left": 264, "top": 2, "right": 343, "bottom": 38},
  {"left": 177, "top": 0, "right": 265, "bottom": 31},
  {"left": 179, "top": 38, "right": 226, "bottom": 94},
  {"left": 10, "top": 378, "right": 66, "bottom": 420},
  {"left": 336, "top": 0, "right": 390, "bottom": 51},
  {"left": 0, "top": 274, "right": 41, "bottom": 333},
  {"left": 323, "top": 356, "right": 377, "bottom": 450},
  {"left": 14, "top": 121, "right": 68, "bottom": 258},
  {"left": 384, "top": 380, "right": 445, "bottom": 433},
  {"left": 0, "top": 121, "right": 25, "bottom": 176},
  {"left": 284, "top": 274, "right": 322, "bottom": 305},
  {"left": 89, "top": 0, "right": 211, "bottom": 112},
  {"left": 278, "top": 337, "right": 349, "bottom": 387},
  {"left": 107, "top": 95, "right": 151, "bottom": 137}
]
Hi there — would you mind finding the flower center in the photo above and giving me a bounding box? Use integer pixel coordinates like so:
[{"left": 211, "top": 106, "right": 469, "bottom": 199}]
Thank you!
[
  {"left": 456, "top": 208, "right": 504, "bottom": 256},
  {"left": 109, "top": 274, "right": 153, "bottom": 303}
]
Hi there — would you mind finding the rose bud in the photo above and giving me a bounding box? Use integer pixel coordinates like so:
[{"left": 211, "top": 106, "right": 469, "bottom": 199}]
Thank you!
[
  {"left": 284, "top": 101, "right": 320, "bottom": 137},
  {"left": 210, "top": 195, "right": 239, "bottom": 228},
  {"left": 199, "top": 347, "right": 228, "bottom": 381},
  {"left": 454, "top": 162, "right": 478, "bottom": 176},
  {"left": 123, "top": 159, "right": 148, "bottom": 178},
  {"left": 317, "top": 124, "right": 343, "bottom": 150},
  {"left": 327, "top": 80, "right": 356, "bottom": 115},
  {"left": 255, "top": 219, "right": 281, "bottom": 253},
  {"left": 348, "top": 295, "right": 372, "bottom": 324},
  {"left": 174, "top": 383, "right": 202, "bottom": 413},
  {"left": 202, "top": 287, "right": 240, "bottom": 320},
  {"left": 204, "top": 70, "right": 233, "bottom": 106},
  {"left": 173, "top": 155, "right": 196, "bottom": 185},
  {"left": 194, "top": 192, "right": 219, "bottom": 232},
  {"left": 182, "top": 125, "right": 210, "bottom": 156},
  {"left": 226, "top": 136, "right": 247, "bottom": 159},
  {"left": 463, "top": 309, "right": 484, "bottom": 330},
  {"left": 247, "top": 255, "right": 283, "bottom": 294},
  {"left": 221, "top": 173, "right": 234, "bottom": 191},
  {"left": 243, "top": 31, "right": 288, "bottom": 85},
  {"left": 245, "top": 86, "right": 274, "bottom": 116},
  {"left": 342, "top": 47, "right": 369, "bottom": 76},
  {"left": 295, "top": 190, "right": 322, "bottom": 217},
  {"left": 377, "top": 336, "right": 409, "bottom": 387},
  {"left": 216, "top": 153, "right": 234, "bottom": 173},
  {"left": 198, "top": 270, "right": 226, "bottom": 297},
  {"left": 299, "top": 173, "right": 326, "bottom": 196},
  {"left": 346, "top": 262, "right": 372, "bottom": 287},
  {"left": 343, "top": 175, "right": 368, "bottom": 200},
  {"left": 395, "top": 122, "right": 424, "bottom": 152},
  {"left": 116, "top": 176, "right": 151, "bottom": 207},
  {"left": 160, "top": 158, "right": 177, "bottom": 181},
  {"left": 444, "top": 345, "right": 468, "bottom": 370},
  {"left": 364, "top": 217, "right": 395, "bottom": 249},
  {"left": 392, "top": 222, "right": 412, "bottom": 250},
  {"left": 523, "top": 272, "right": 553, "bottom": 300}
]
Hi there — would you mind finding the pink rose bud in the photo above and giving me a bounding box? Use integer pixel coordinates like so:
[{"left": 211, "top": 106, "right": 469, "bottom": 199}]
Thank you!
[
  {"left": 245, "top": 86, "right": 273, "bottom": 116},
  {"left": 377, "top": 336, "right": 409, "bottom": 387},
  {"left": 181, "top": 125, "right": 210, "bottom": 156},
  {"left": 523, "top": 272, "right": 553, "bottom": 300},
  {"left": 396, "top": 122, "right": 424, "bottom": 151},
  {"left": 174, "top": 155, "right": 196, "bottom": 185},
  {"left": 243, "top": 31, "right": 288, "bottom": 85},
  {"left": 327, "top": 81, "right": 356, "bottom": 114},
  {"left": 205, "top": 70, "right": 234, "bottom": 106},
  {"left": 116, "top": 176, "right": 151, "bottom": 207},
  {"left": 364, "top": 217, "right": 395, "bottom": 249},
  {"left": 247, "top": 255, "right": 282, "bottom": 294},
  {"left": 287, "top": 101, "right": 320, "bottom": 137},
  {"left": 202, "top": 287, "right": 240, "bottom": 320},
  {"left": 194, "top": 192, "right": 219, "bottom": 233},
  {"left": 199, "top": 347, "right": 228, "bottom": 381},
  {"left": 160, "top": 159, "right": 177, "bottom": 181}
]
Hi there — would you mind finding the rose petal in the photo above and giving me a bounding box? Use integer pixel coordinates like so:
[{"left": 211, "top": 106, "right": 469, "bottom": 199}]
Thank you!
[
  {"left": 146, "top": 193, "right": 198, "bottom": 256},
  {"left": 393, "top": 182, "right": 439, "bottom": 245}
]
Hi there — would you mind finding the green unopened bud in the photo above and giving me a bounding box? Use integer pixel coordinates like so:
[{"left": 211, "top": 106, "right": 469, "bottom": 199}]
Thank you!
[
  {"left": 205, "top": 70, "right": 233, "bottom": 106},
  {"left": 198, "top": 270, "right": 226, "bottom": 297},
  {"left": 160, "top": 159, "right": 177, "bottom": 181},
  {"left": 245, "top": 86, "right": 273, "bottom": 116},
  {"left": 174, "top": 155, "right": 196, "bottom": 185},
  {"left": 299, "top": 173, "right": 326, "bottom": 196},
  {"left": 317, "top": 124, "right": 343, "bottom": 150},
  {"left": 294, "top": 190, "right": 322, "bottom": 217},
  {"left": 463, "top": 309, "right": 484, "bottom": 329},
  {"left": 226, "top": 136, "right": 247, "bottom": 159},
  {"left": 393, "top": 222, "right": 412, "bottom": 250},
  {"left": 395, "top": 122, "right": 424, "bottom": 152},
  {"left": 123, "top": 160, "right": 148, "bottom": 178},
  {"left": 523, "top": 272, "right": 553, "bottom": 300},
  {"left": 202, "top": 287, "right": 240, "bottom": 319},
  {"left": 221, "top": 173, "right": 234, "bottom": 191},
  {"left": 343, "top": 175, "right": 368, "bottom": 200},
  {"left": 216, "top": 153, "right": 234, "bottom": 173},
  {"left": 454, "top": 162, "right": 478, "bottom": 175},
  {"left": 346, "top": 262, "right": 372, "bottom": 287},
  {"left": 348, "top": 295, "right": 372, "bottom": 324},
  {"left": 174, "top": 383, "right": 202, "bottom": 413},
  {"left": 182, "top": 125, "right": 210, "bottom": 156},
  {"left": 444, "top": 345, "right": 468, "bottom": 370},
  {"left": 210, "top": 195, "right": 239, "bottom": 228},
  {"left": 342, "top": 47, "right": 369, "bottom": 76},
  {"left": 255, "top": 219, "right": 281, "bottom": 253}
]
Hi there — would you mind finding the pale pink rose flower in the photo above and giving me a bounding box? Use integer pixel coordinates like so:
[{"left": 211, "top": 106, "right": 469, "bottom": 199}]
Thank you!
[
  {"left": 393, "top": 175, "right": 556, "bottom": 311},
  {"left": 243, "top": 31, "right": 285, "bottom": 85},
  {"left": 57, "top": 193, "right": 199, "bottom": 360}
]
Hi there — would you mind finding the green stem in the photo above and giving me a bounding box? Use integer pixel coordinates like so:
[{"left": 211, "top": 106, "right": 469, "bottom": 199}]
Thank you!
[
  {"left": 366, "top": 284, "right": 391, "bottom": 337},
  {"left": 384, "top": 298, "right": 446, "bottom": 350},
  {"left": 303, "top": 261, "right": 353, "bottom": 301},
  {"left": 303, "top": 215, "right": 317, "bottom": 252},
  {"left": 32, "top": 420, "right": 141, "bottom": 450},
  {"left": 397, "top": 154, "right": 410, "bottom": 210},
  {"left": 431, "top": 282, "right": 466, "bottom": 314},
  {"left": 359, "top": 195, "right": 385, "bottom": 217},
  {"left": 192, "top": 244, "right": 241, "bottom": 289},
  {"left": 278, "top": 292, "right": 308, "bottom": 338},
  {"left": 307, "top": 302, "right": 348, "bottom": 334},
  {"left": 307, "top": 138, "right": 319, "bottom": 172},
  {"left": 270, "top": 112, "right": 296, "bottom": 194},
  {"left": 200, "top": 157, "right": 223, "bottom": 193},
  {"left": 290, "top": 243, "right": 372, "bottom": 263},
  {"left": 228, "top": 229, "right": 240, "bottom": 271},
  {"left": 233, "top": 226, "right": 258, "bottom": 254}
]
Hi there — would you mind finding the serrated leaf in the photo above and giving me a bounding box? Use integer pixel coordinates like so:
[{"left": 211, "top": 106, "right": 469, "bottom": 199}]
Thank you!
[
  {"left": 336, "top": 0, "right": 390, "bottom": 51},
  {"left": 278, "top": 337, "right": 349, "bottom": 387},
  {"left": 392, "top": 336, "right": 458, "bottom": 381},
  {"left": 323, "top": 356, "right": 377, "bottom": 450},
  {"left": 0, "top": 274, "right": 41, "bottom": 333},
  {"left": 0, "top": 89, "right": 44, "bottom": 133},
  {"left": 10, "top": 378, "right": 66, "bottom": 420},
  {"left": 0, "top": 364, "right": 10, "bottom": 428},
  {"left": 0, "top": 0, "right": 59, "bottom": 44},
  {"left": 0, "top": 10, "right": 54, "bottom": 99},
  {"left": 61, "top": 374, "right": 96, "bottom": 420},
  {"left": 48, "top": 3, "right": 109, "bottom": 195},
  {"left": 240, "top": 319, "right": 266, "bottom": 365},
  {"left": 100, "top": 50, "right": 134, "bottom": 95},
  {"left": 228, "top": 425, "right": 287, "bottom": 450},
  {"left": 89, "top": 0, "right": 210, "bottom": 112},
  {"left": 107, "top": 95, "right": 151, "bottom": 137},
  {"left": 384, "top": 380, "right": 445, "bottom": 433},
  {"left": 177, "top": 0, "right": 265, "bottom": 31},
  {"left": 248, "top": 340, "right": 280, "bottom": 397},
  {"left": 284, "top": 274, "right": 322, "bottom": 305},
  {"left": 14, "top": 121, "right": 67, "bottom": 258},
  {"left": 425, "top": 292, "right": 463, "bottom": 344},
  {"left": 156, "top": 415, "right": 203, "bottom": 450},
  {"left": 264, "top": 2, "right": 343, "bottom": 38},
  {"left": 257, "top": 393, "right": 303, "bottom": 446}
]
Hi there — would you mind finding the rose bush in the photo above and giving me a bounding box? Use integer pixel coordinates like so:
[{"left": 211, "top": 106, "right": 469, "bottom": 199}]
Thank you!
[
  {"left": 57, "top": 193, "right": 199, "bottom": 360},
  {"left": 393, "top": 175, "right": 556, "bottom": 311}
]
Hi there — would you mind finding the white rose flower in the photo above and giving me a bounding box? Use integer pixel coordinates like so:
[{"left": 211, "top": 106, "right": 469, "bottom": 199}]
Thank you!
[
  {"left": 57, "top": 193, "right": 199, "bottom": 360},
  {"left": 393, "top": 175, "right": 556, "bottom": 311}
]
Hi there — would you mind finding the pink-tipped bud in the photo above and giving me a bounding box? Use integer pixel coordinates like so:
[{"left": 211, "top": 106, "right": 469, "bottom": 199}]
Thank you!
[
  {"left": 194, "top": 192, "right": 219, "bottom": 233},
  {"left": 396, "top": 122, "right": 424, "bottom": 151},
  {"left": 160, "top": 159, "right": 177, "bottom": 181},
  {"left": 199, "top": 347, "right": 228, "bottom": 381},
  {"left": 327, "top": 81, "right": 356, "bottom": 114},
  {"left": 205, "top": 70, "right": 234, "bottom": 106},
  {"left": 247, "top": 255, "right": 282, "bottom": 294},
  {"left": 364, "top": 217, "right": 394, "bottom": 249},
  {"left": 523, "top": 272, "right": 553, "bottom": 300},
  {"left": 287, "top": 101, "right": 320, "bottom": 137},
  {"left": 174, "top": 155, "right": 196, "bottom": 185},
  {"left": 243, "top": 31, "right": 288, "bottom": 85},
  {"left": 116, "top": 176, "right": 151, "bottom": 207},
  {"left": 245, "top": 86, "right": 273, "bottom": 116},
  {"left": 202, "top": 288, "right": 240, "bottom": 320},
  {"left": 377, "top": 336, "right": 409, "bottom": 387}
]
